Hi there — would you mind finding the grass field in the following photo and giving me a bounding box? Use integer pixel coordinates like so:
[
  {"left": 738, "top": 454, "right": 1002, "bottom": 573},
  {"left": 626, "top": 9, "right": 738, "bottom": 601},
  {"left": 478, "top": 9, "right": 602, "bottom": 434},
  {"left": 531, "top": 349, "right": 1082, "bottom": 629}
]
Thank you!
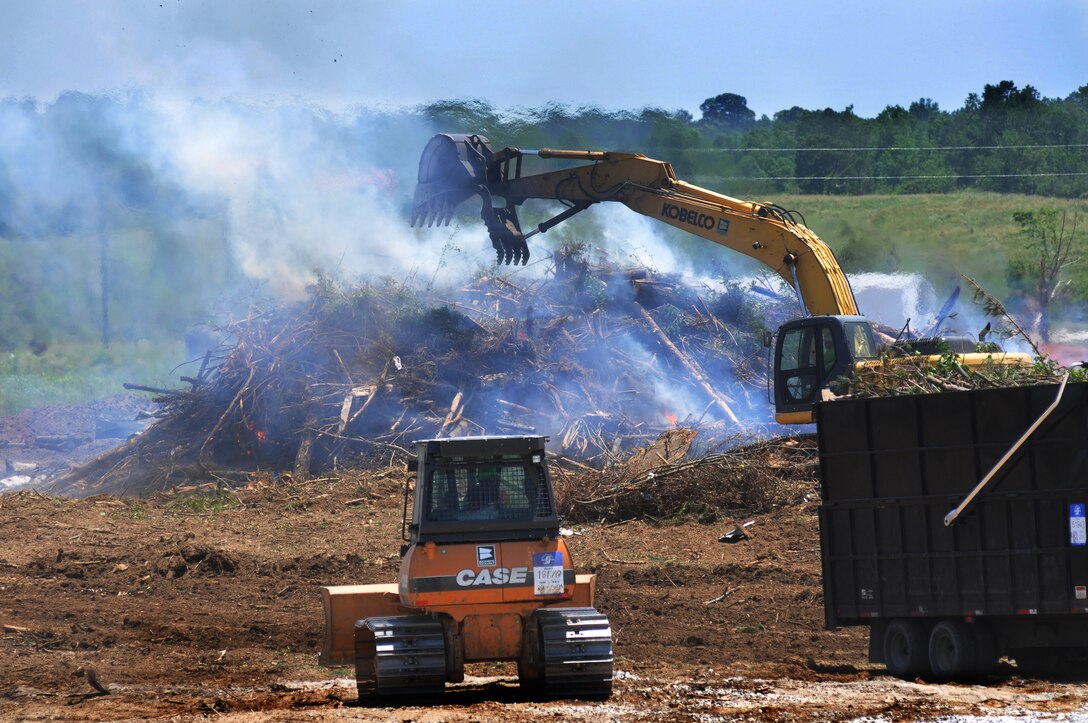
[
  {"left": 774, "top": 191, "right": 1087, "bottom": 290},
  {"left": 0, "top": 340, "right": 189, "bottom": 415}
]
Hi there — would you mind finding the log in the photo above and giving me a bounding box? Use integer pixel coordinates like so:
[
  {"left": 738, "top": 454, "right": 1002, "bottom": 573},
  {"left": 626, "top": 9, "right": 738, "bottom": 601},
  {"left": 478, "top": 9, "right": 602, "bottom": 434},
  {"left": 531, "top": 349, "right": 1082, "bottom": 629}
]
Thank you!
[
  {"left": 636, "top": 307, "right": 743, "bottom": 427},
  {"left": 437, "top": 391, "right": 464, "bottom": 437},
  {"left": 294, "top": 424, "right": 316, "bottom": 480},
  {"left": 123, "top": 383, "right": 181, "bottom": 396}
]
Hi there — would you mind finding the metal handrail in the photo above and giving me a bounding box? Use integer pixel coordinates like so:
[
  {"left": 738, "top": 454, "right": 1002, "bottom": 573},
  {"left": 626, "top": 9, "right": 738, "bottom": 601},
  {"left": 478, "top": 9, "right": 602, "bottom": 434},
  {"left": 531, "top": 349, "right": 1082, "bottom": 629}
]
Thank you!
[{"left": 944, "top": 373, "right": 1070, "bottom": 527}]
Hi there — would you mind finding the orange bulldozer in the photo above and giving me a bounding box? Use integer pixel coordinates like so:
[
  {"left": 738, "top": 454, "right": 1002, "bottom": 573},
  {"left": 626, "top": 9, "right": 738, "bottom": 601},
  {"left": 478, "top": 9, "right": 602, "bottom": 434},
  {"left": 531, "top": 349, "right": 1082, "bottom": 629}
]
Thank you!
[{"left": 319, "top": 436, "right": 612, "bottom": 699}]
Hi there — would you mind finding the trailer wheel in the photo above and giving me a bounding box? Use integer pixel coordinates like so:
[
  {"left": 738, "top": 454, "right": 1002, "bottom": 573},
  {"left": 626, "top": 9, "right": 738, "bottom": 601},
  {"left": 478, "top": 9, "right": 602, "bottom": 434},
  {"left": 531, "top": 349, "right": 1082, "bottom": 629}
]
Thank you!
[
  {"left": 928, "top": 620, "right": 977, "bottom": 681},
  {"left": 883, "top": 619, "right": 930, "bottom": 679}
]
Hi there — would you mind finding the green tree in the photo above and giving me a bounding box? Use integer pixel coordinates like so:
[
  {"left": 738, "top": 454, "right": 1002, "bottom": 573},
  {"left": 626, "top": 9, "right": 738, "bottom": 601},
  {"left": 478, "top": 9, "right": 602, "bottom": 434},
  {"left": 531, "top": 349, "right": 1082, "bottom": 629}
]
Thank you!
[
  {"left": 1008, "top": 208, "right": 1081, "bottom": 342},
  {"left": 981, "top": 81, "right": 1041, "bottom": 112},
  {"left": 699, "top": 93, "right": 756, "bottom": 131}
]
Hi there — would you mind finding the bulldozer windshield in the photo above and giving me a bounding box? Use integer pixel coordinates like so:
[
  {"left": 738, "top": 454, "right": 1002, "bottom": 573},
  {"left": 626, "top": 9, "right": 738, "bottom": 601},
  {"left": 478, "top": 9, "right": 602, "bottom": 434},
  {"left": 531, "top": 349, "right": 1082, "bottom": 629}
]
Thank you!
[{"left": 424, "top": 462, "right": 549, "bottom": 523}]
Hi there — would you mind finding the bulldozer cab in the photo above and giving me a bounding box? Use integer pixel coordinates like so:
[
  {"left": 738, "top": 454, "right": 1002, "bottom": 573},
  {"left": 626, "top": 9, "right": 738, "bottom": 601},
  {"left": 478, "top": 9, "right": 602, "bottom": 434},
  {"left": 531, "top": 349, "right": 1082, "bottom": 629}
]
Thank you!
[{"left": 406, "top": 436, "right": 561, "bottom": 544}]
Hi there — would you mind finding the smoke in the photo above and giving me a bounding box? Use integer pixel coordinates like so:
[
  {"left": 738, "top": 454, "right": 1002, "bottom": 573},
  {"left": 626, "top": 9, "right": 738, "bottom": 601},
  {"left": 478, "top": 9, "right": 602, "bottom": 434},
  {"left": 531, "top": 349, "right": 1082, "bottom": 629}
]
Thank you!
[
  {"left": 147, "top": 99, "right": 490, "bottom": 298},
  {"left": 0, "top": 93, "right": 749, "bottom": 338},
  {"left": 0, "top": 93, "right": 538, "bottom": 348},
  {"left": 3, "top": 91, "right": 1044, "bottom": 435}
]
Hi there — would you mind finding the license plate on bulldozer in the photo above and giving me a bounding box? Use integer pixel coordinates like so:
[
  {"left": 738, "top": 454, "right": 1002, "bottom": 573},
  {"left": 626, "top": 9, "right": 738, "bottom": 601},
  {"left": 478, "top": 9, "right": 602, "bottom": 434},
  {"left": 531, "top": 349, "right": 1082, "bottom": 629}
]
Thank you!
[{"left": 533, "top": 552, "right": 564, "bottom": 596}]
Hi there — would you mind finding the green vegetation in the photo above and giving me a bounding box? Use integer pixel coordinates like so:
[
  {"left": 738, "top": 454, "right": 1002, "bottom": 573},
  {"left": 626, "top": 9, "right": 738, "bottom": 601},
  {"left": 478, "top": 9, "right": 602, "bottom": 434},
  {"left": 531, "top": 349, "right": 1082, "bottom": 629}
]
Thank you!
[
  {"left": 0, "top": 340, "right": 185, "bottom": 414},
  {"left": 169, "top": 486, "right": 240, "bottom": 514},
  {"left": 412, "top": 81, "right": 1088, "bottom": 199}
]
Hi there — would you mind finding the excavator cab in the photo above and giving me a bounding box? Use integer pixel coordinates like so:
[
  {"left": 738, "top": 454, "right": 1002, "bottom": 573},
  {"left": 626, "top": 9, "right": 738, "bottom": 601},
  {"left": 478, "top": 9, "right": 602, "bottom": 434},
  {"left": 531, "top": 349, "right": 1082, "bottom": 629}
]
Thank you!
[{"left": 773, "top": 316, "right": 878, "bottom": 424}]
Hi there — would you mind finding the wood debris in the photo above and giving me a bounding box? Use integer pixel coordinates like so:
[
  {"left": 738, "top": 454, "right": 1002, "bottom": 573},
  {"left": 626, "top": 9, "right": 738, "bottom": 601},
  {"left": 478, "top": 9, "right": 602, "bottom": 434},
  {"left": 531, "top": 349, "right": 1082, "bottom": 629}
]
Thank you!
[{"left": 50, "top": 246, "right": 788, "bottom": 497}]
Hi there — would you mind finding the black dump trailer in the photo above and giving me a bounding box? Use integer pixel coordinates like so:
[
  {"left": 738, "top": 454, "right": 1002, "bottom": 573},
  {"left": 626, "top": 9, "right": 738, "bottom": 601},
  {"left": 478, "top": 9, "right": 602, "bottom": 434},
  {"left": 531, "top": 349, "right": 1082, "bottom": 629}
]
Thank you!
[{"left": 817, "top": 379, "right": 1088, "bottom": 680}]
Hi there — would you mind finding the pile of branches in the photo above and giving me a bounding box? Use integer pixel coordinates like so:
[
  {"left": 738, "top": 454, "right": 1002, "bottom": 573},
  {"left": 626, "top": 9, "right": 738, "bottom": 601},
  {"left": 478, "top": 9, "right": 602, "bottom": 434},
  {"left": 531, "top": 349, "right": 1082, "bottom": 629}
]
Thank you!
[
  {"left": 847, "top": 276, "right": 1085, "bottom": 399},
  {"left": 846, "top": 354, "right": 1074, "bottom": 399},
  {"left": 52, "top": 246, "right": 788, "bottom": 496},
  {"left": 552, "top": 431, "right": 818, "bottom": 523}
]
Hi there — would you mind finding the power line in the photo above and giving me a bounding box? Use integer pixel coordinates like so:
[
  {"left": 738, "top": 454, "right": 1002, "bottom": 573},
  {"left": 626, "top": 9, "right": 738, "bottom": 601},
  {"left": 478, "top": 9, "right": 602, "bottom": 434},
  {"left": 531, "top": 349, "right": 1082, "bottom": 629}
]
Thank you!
[
  {"left": 665, "top": 143, "right": 1088, "bottom": 153},
  {"left": 693, "top": 171, "right": 1088, "bottom": 182}
]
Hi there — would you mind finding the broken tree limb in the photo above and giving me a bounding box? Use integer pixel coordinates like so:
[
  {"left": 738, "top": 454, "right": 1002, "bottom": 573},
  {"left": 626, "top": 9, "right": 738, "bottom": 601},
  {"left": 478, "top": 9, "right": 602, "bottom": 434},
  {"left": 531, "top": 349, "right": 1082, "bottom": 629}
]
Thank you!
[
  {"left": 347, "top": 361, "right": 391, "bottom": 426},
  {"left": 123, "top": 383, "right": 181, "bottom": 396},
  {"left": 198, "top": 365, "right": 257, "bottom": 466},
  {"left": 294, "top": 417, "right": 317, "bottom": 479},
  {"left": 332, "top": 348, "right": 354, "bottom": 386},
  {"left": 636, "top": 307, "right": 743, "bottom": 428},
  {"left": 437, "top": 391, "right": 465, "bottom": 437},
  {"left": 703, "top": 585, "right": 743, "bottom": 605}
]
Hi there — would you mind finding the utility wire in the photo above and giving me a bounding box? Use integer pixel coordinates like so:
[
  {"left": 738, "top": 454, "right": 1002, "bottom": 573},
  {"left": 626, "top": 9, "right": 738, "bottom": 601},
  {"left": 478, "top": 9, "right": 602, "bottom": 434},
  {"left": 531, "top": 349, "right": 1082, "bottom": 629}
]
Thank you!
[
  {"left": 656, "top": 143, "right": 1088, "bottom": 153},
  {"left": 693, "top": 171, "right": 1088, "bottom": 182}
]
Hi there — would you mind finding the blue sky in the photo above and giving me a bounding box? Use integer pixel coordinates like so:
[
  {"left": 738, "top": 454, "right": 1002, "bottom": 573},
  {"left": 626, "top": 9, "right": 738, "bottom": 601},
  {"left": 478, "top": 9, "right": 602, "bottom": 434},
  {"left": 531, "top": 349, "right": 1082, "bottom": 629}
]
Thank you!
[{"left": 3, "top": 0, "right": 1086, "bottom": 117}]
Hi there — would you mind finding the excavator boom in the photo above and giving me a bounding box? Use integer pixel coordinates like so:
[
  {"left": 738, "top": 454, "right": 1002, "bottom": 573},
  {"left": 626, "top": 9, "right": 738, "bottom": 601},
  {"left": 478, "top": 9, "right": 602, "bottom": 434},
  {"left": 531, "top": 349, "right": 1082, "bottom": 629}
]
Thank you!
[{"left": 411, "top": 133, "right": 858, "bottom": 317}]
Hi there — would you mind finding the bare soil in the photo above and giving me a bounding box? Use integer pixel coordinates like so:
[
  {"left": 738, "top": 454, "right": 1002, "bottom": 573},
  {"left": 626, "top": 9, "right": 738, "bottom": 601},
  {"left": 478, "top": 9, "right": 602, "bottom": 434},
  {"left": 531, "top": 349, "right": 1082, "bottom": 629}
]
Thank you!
[
  {"left": 0, "top": 395, "right": 154, "bottom": 490},
  {"left": 4, "top": 470, "right": 1088, "bottom": 721}
]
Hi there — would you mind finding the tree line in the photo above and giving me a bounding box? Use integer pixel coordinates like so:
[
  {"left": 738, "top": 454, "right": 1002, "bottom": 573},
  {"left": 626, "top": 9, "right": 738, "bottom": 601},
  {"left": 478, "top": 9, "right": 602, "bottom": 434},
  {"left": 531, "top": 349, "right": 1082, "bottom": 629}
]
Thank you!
[{"left": 417, "top": 80, "right": 1088, "bottom": 199}]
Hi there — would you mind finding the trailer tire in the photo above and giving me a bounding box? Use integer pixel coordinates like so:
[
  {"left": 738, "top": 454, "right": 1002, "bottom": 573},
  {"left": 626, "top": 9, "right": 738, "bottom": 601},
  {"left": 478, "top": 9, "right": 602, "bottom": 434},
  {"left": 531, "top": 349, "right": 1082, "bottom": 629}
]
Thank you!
[
  {"left": 883, "top": 619, "right": 930, "bottom": 679},
  {"left": 928, "top": 620, "right": 977, "bottom": 681}
]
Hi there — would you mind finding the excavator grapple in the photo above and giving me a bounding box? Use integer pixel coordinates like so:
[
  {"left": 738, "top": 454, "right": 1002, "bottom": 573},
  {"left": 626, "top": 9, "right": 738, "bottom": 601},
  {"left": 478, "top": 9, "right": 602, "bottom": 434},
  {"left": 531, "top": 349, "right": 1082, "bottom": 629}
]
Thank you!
[
  {"left": 411, "top": 133, "right": 531, "bottom": 265},
  {"left": 320, "top": 435, "right": 612, "bottom": 700}
]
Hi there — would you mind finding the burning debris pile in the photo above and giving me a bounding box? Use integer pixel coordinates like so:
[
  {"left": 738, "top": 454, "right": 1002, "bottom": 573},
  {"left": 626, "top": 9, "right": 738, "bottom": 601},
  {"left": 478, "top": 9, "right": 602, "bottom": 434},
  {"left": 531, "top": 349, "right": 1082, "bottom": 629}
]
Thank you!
[{"left": 52, "top": 246, "right": 788, "bottom": 496}]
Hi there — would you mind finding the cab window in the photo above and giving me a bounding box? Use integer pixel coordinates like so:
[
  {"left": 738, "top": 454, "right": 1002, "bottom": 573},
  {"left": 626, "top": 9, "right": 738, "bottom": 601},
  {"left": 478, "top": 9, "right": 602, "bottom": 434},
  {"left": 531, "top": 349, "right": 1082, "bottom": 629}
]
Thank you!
[
  {"left": 820, "top": 326, "right": 837, "bottom": 373},
  {"left": 425, "top": 463, "right": 535, "bottom": 522},
  {"left": 844, "top": 322, "right": 877, "bottom": 359},
  {"left": 778, "top": 327, "right": 820, "bottom": 403}
]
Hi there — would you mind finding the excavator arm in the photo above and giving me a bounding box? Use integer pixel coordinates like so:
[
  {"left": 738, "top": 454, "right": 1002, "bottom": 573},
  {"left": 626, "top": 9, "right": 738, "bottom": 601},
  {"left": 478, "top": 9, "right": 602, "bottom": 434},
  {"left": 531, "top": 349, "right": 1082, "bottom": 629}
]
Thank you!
[
  {"left": 411, "top": 133, "right": 858, "bottom": 317},
  {"left": 410, "top": 133, "right": 1031, "bottom": 426}
]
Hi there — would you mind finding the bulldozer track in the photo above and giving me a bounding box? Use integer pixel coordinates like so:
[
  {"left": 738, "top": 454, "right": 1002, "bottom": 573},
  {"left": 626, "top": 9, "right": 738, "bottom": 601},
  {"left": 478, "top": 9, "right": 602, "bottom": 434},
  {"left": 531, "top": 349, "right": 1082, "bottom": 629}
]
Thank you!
[
  {"left": 537, "top": 607, "right": 613, "bottom": 697},
  {"left": 355, "top": 615, "right": 446, "bottom": 697}
]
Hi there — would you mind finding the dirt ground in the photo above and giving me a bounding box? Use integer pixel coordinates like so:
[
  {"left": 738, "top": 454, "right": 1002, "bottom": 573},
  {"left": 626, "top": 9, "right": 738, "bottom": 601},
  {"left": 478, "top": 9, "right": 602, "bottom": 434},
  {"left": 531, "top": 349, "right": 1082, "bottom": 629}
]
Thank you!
[
  {"left": 0, "top": 395, "right": 154, "bottom": 491},
  {"left": 3, "top": 396, "right": 1088, "bottom": 721},
  {"left": 4, "top": 465, "right": 1088, "bottom": 722}
]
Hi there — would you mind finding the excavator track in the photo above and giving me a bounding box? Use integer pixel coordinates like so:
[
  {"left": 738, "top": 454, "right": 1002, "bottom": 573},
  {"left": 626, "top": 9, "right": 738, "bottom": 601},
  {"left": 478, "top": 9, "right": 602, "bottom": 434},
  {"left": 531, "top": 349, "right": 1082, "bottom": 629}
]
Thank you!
[
  {"left": 536, "top": 607, "right": 613, "bottom": 697},
  {"left": 355, "top": 615, "right": 446, "bottom": 697}
]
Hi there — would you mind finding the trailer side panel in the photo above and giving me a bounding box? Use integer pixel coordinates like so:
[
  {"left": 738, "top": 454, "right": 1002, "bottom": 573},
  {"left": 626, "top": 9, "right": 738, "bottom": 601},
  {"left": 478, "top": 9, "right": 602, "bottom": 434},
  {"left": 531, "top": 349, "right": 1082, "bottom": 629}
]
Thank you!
[{"left": 817, "top": 382, "right": 1088, "bottom": 629}]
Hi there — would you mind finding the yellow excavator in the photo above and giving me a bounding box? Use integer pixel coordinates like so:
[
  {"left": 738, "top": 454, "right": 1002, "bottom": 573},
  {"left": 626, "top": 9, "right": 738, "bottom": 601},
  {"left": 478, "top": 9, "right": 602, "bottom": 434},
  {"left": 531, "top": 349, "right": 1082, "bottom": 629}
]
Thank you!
[{"left": 411, "top": 133, "right": 1032, "bottom": 424}]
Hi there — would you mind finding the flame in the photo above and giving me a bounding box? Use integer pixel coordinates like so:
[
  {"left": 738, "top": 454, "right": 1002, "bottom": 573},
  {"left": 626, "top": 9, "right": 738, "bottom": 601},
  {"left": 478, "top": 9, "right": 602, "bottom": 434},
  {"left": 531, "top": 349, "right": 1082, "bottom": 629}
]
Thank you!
[
  {"left": 663, "top": 411, "right": 678, "bottom": 427},
  {"left": 256, "top": 429, "right": 267, "bottom": 441}
]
